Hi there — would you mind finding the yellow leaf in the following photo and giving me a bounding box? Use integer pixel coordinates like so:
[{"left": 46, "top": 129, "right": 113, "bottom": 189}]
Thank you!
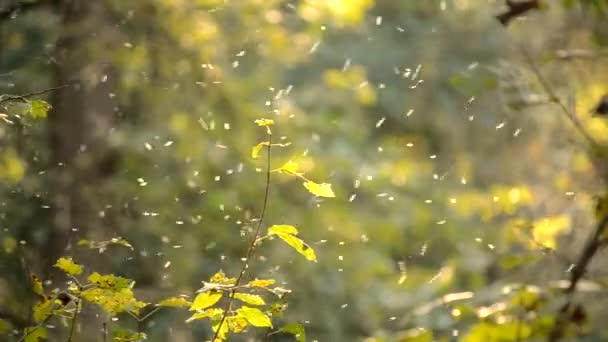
[
  {"left": 54, "top": 257, "right": 83, "bottom": 276},
  {"left": 212, "top": 317, "right": 230, "bottom": 340},
  {"left": 31, "top": 274, "right": 44, "bottom": 296},
  {"left": 303, "top": 181, "right": 335, "bottom": 198},
  {"left": 190, "top": 291, "right": 222, "bottom": 311},
  {"left": 227, "top": 316, "right": 248, "bottom": 333},
  {"left": 209, "top": 270, "right": 237, "bottom": 285},
  {"left": 274, "top": 233, "right": 317, "bottom": 262},
  {"left": 254, "top": 118, "right": 274, "bottom": 126},
  {"left": 237, "top": 306, "right": 273, "bottom": 327},
  {"left": 247, "top": 279, "right": 275, "bottom": 288},
  {"left": 276, "top": 160, "right": 302, "bottom": 175},
  {"left": 234, "top": 293, "right": 265, "bottom": 306},
  {"left": 532, "top": 215, "right": 571, "bottom": 249},
  {"left": 251, "top": 142, "right": 269, "bottom": 159},
  {"left": 157, "top": 296, "right": 191, "bottom": 308},
  {"left": 268, "top": 224, "right": 299, "bottom": 235},
  {"left": 186, "top": 308, "right": 223, "bottom": 323},
  {"left": 33, "top": 297, "right": 53, "bottom": 323}
]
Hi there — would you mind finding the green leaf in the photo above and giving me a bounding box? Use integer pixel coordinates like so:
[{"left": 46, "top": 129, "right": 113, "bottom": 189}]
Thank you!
[
  {"left": 398, "top": 328, "right": 433, "bottom": 342},
  {"left": 54, "top": 257, "right": 83, "bottom": 276},
  {"left": 28, "top": 100, "right": 50, "bottom": 118},
  {"left": 268, "top": 224, "right": 299, "bottom": 235},
  {"left": 252, "top": 142, "right": 269, "bottom": 159},
  {"left": 0, "top": 318, "right": 10, "bottom": 334},
  {"left": 234, "top": 293, "right": 266, "bottom": 306},
  {"left": 274, "top": 233, "right": 317, "bottom": 262},
  {"left": 302, "top": 181, "right": 335, "bottom": 198},
  {"left": 247, "top": 279, "right": 276, "bottom": 288},
  {"left": 24, "top": 326, "right": 47, "bottom": 342},
  {"left": 462, "top": 322, "right": 532, "bottom": 342},
  {"left": 157, "top": 296, "right": 192, "bottom": 308},
  {"left": 236, "top": 306, "right": 273, "bottom": 327},
  {"left": 190, "top": 291, "right": 223, "bottom": 311},
  {"left": 113, "top": 328, "right": 147, "bottom": 342},
  {"left": 185, "top": 308, "right": 224, "bottom": 323},
  {"left": 281, "top": 323, "right": 306, "bottom": 342}
]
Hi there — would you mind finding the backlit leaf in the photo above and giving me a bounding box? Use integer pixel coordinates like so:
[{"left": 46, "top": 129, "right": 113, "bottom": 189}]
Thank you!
[
  {"left": 254, "top": 118, "right": 274, "bottom": 126},
  {"left": 276, "top": 160, "right": 302, "bottom": 175},
  {"left": 28, "top": 100, "right": 50, "bottom": 119},
  {"left": 281, "top": 323, "right": 306, "bottom": 342},
  {"left": 247, "top": 279, "right": 276, "bottom": 288},
  {"left": 54, "top": 257, "right": 83, "bottom": 276},
  {"left": 186, "top": 308, "right": 223, "bottom": 323},
  {"left": 227, "top": 315, "right": 248, "bottom": 333},
  {"left": 190, "top": 291, "right": 222, "bottom": 311},
  {"left": 234, "top": 293, "right": 266, "bottom": 306},
  {"left": 268, "top": 224, "right": 299, "bottom": 235},
  {"left": 158, "top": 296, "right": 192, "bottom": 308},
  {"left": 237, "top": 306, "right": 272, "bottom": 327},
  {"left": 274, "top": 233, "right": 317, "bottom": 262},
  {"left": 24, "top": 326, "right": 47, "bottom": 342},
  {"left": 212, "top": 317, "right": 230, "bottom": 339},
  {"left": 303, "top": 181, "right": 335, "bottom": 198},
  {"left": 252, "top": 142, "right": 269, "bottom": 159}
]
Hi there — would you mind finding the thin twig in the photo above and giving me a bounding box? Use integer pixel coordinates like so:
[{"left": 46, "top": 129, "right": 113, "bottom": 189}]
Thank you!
[
  {"left": 102, "top": 320, "right": 108, "bottom": 342},
  {"left": 518, "top": 44, "right": 599, "bottom": 147},
  {"left": 211, "top": 134, "right": 273, "bottom": 341},
  {"left": 547, "top": 216, "right": 608, "bottom": 341},
  {"left": 66, "top": 300, "right": 80, "bottom": 342},
  {"left": 0, "top": 84, "right": 70, "bottom": 105}
]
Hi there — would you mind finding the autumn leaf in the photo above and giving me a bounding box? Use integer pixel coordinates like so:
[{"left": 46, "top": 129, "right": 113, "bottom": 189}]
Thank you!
[
  {"left": 237, "top": 306, "right": 272, "bottom": 327},
  {"left": 190, "top": 291, "right": 223, "bottom": 311},
  {"left": 303, "top": 181, "right": 335, "bottom": 198},
  {"left": 54, "top": 257, "right": 83, "bottom": 276}
]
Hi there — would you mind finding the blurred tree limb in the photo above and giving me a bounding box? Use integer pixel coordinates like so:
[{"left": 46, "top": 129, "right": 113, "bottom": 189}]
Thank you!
[
  {"left": 0, "top": 0, "right": 48, "bottom": 21},
  {"left": 496, "top": 0, "right": 541, "bottom": 26},
  {"left": 547, "top": 216, "right": 608, "bottom": 341}
]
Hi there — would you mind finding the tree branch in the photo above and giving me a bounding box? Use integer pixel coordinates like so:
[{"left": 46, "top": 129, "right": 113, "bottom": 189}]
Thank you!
[
  {"left": 547, "top": 216, "right": 608, "bottom": 341},
  {"left": 212, "top": 134, "right": 273, "bottom": 341},
  {"left": 519, "top": 44, "right": 599, "bottom": 148},
  {"left": 0, "top": 0, "right": 48, "bottom": 21},
  {"left": 0, "top": 84, "right": 70, "bottom": 105},
  {"left": 496, "top": 0, "right": 540, "bottom": 26}
]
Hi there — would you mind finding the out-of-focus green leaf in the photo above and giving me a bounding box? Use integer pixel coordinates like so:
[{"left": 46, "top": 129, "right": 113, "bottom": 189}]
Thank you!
[{"left": 281, "top": 323, "right": 306, "bottom": 342}]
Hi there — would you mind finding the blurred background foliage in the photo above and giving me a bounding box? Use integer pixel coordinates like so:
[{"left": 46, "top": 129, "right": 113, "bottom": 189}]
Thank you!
[{"left": 1, "top": 0, "right": 608, "bottom": 341}]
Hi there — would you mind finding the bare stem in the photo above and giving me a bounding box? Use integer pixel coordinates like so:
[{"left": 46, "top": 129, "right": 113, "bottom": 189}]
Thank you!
[
  {"left": 66, "top": 300, "right": 80, "bottom": 342},
  {"left": 211, "top": 134, "right": 273, "bottom": 341},
  {"left": 0, "top": 84, "right": 70, "bottom": 105}
]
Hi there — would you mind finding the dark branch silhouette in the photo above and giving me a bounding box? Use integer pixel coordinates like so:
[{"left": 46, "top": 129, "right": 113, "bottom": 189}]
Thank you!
[
  {"left": 496, "top": 0, "right": 540, "bottom": 26},
  {"left": 0, "top": 84, "right": 70, "bottom": 105},
  {"left": 0, "top": 0, "right": 48, "bottom": 21},
  {"left": 547, "top": 217, "right": 608, "bottom": 341}
]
